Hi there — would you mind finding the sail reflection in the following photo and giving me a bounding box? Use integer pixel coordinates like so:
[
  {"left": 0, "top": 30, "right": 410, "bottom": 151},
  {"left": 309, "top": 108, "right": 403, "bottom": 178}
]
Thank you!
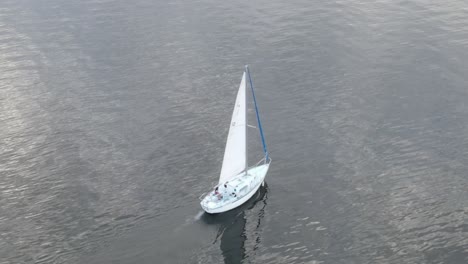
[{"left": 200, "top": 184, "right": 268, "bottom": 264}]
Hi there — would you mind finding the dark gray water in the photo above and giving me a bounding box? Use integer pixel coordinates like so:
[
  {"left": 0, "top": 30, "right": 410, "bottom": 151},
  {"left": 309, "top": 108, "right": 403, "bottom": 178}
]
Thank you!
[{"left": 1, "top": 0, "right": 468, "bottom": 263}]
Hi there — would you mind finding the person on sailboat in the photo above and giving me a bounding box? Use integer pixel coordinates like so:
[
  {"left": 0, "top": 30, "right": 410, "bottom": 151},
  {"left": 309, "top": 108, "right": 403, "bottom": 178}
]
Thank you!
[
  {"left": 223, "top": 182, "right": 230, "bottom": 195},
  {"left": 223, "top": 183, "right": 235, "bottom": 198},
  {"left": 214, "top": 186, "right": 223, "bottom": 200}
]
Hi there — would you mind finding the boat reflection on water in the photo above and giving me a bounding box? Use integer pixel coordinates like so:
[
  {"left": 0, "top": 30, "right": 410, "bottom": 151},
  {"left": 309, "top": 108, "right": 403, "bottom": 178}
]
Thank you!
[{"left": 200, "top": 184, "right": 269, "bottom": 264}]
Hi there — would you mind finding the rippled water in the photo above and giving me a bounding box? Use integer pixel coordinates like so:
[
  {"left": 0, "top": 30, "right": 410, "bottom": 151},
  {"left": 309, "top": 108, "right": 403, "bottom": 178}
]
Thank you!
[{"left": 1, "top": 0, "right": 467, "bottom": 263}]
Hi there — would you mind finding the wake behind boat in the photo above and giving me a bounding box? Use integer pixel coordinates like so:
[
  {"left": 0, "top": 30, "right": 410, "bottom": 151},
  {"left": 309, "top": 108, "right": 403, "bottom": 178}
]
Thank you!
[{"left": 200, "top": 66, "right": 271, "bottom": 214}]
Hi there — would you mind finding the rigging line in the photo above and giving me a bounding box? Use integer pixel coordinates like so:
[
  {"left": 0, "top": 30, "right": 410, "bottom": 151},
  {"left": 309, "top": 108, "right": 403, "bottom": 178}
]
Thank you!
[{"left": 245, "top": 65, "right": 268, "bottom": 161}]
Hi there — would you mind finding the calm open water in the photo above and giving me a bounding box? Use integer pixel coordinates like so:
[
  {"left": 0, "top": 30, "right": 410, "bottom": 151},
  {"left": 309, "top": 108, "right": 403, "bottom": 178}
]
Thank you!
[{"left": 1, "top": 0, "right": 467, "bottom": 263}]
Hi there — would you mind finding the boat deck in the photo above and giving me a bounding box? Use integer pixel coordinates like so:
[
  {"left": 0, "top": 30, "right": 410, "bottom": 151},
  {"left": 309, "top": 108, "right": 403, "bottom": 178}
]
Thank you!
[{"left": 200, "top": 164, "right": 269, "bottom": 213}]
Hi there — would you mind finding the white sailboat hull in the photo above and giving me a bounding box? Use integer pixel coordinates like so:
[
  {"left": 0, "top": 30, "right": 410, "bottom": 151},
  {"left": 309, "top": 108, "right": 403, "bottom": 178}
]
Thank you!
[{"left": 200, "top": 164, "right": 269, "bottom": 214}]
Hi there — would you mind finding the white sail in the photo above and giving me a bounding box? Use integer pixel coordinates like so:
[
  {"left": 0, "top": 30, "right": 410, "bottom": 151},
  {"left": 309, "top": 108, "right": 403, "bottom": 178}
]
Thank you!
[{"left": 219, "top": 72, "right": 247, "bottom": 183}]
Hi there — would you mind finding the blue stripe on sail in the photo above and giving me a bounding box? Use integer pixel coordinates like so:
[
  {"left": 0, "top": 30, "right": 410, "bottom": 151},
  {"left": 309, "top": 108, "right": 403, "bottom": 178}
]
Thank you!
[{"left": 245, "top": 66, "right": 268, "bottom": 160}]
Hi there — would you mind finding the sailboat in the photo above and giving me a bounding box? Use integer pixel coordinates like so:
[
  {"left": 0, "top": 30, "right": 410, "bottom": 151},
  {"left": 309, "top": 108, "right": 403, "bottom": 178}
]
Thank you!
[{"left": 200, "top": 66, "right": 271, "bottom": 214}]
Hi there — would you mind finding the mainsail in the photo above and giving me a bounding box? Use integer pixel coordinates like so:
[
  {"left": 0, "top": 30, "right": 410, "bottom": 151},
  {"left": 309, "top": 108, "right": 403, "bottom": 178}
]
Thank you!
[{"left": 219, "top": 72, "right": 247, "bottom": 183}]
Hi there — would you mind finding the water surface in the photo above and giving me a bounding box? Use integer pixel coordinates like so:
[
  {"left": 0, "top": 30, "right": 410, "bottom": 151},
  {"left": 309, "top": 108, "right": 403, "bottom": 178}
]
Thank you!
[{"left": 1, "top": 0, "right": 467, "bottom": 263}]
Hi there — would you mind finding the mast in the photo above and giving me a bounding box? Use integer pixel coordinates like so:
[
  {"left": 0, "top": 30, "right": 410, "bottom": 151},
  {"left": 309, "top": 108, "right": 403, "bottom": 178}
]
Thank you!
[{"left": 244, "top": 67, "right": 248, "bottom": 173}]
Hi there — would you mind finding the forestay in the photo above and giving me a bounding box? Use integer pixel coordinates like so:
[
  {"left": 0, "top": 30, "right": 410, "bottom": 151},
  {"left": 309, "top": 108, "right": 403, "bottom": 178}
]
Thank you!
[{"left": 219, "top": 72, "right": 247, "bottom": 183}]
